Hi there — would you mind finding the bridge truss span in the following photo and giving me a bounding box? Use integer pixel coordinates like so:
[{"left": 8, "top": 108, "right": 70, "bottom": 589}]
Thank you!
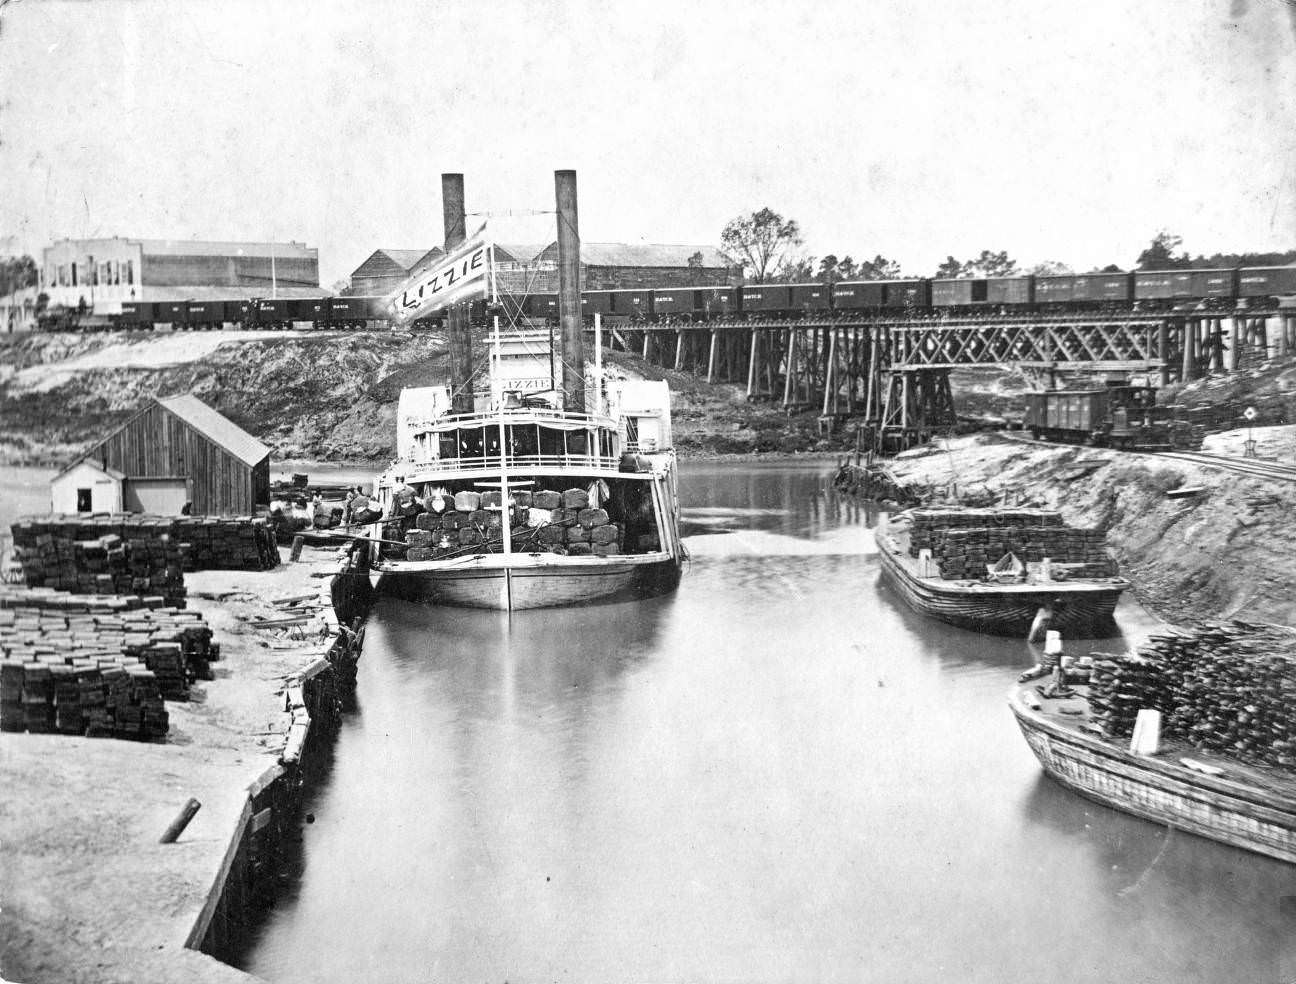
[{"left": 889, "top": 316, "right": 1170, "bottom": 369}]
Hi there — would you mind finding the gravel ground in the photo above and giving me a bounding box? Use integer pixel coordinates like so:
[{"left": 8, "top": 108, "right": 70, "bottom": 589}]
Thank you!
[{"left": 0, "top": 545, "right": 349, "bottom": 984}]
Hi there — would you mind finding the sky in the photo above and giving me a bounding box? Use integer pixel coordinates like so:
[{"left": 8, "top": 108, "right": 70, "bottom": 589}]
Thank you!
[{"left": 1, "top": 0, "right": 1294, "bottom": 287}]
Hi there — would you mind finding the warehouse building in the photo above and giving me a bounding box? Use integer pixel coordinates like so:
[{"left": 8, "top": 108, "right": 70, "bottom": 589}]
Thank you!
[
  {"left": 41, "top": 238, "right": 319, "bottom": 314},
  {"left": 345, "top": 247, "right": 444, "bottom": 296},
  {"left": 347, "top": 242, "right": 737, "bottom": 297},
  {"left": 52, "top": 394, "right": 271, "bottom": 516}
]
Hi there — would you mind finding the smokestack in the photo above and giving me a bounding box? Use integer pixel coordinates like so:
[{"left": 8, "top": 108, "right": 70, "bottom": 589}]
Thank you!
[
  {"left": 441, "top": 174, "right": 466, "bottom": 250},
  {"left": 442, "top": 173, "right": 472, "bottom": 412},
  {"left": 555, "top": 169, "right": 584, "bottom": 411}
]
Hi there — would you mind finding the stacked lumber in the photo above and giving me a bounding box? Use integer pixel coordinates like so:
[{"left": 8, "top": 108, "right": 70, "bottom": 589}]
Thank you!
[
  {"left": 10, "top": 526, "right": 186, "bottom": 608},
  {"left": 10, "top": 514, "right": 279, "bottom": 576},
  {"left": 908, "top": 508, "right": 1063, "bottom": 556},
  {"left": 384, "top": 487, "right": 625, "bottom": 560},
  {"left": 931, "top": 526, "right": 1113, "bottom": 580},
  {"left": 0, "top": 587, "right": 220, "bottom": 738},
  {"left": 1086, "top": 621, "right": 1296, "bottom": 768}
]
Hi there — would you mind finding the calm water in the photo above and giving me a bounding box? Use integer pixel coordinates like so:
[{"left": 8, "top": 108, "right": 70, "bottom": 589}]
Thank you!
[{"left": 78, "top": 459, "right": 1296, "bottom": 981}]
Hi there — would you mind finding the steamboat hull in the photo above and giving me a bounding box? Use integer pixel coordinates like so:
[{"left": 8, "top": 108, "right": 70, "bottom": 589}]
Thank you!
[
  {"left": 377, "top": 552, "right": 681, "bottom": 611},
  {"left": 877, "top": 535, "right": 1123, "bottom": 637},
  {"left": 1010, "top": 688, "right": 1296, "bottom": 865}
]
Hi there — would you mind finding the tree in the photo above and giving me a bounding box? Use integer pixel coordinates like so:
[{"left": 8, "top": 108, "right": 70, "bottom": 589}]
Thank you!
[
  {"left": 857, "top": 255, "right": 902, "bottom": 280},
  {"left": 1136, "top": 231, "right": 1191, "bottom": 271},
  {"left": 934, "top": 256, "right": 965, "bottom": 279},
  {"left": 1099, "top": 264, "right": 1124, "bottom": 273},
  {"left": 935, "top": 249, "right": 1018, "bottom": 278},
  {"left": 1027, "top": 260, "right": 1074, "bottom": 276},
  {"left": 963, "top": 249, "right": 1018, "bottom": 278},
  {"left": 687, "top": 251, "right": 704, "bottom": 269},
  {"left": 836, "top": 255, "right": 859, "bottom": 280},
  {"left": 720, "top": 207, "right": 803, "bottom": 283},
  {"left": 773, "top": 253, "right": 816, "bottom": 283},
  {"left": 0, "top": 255, "right": 39, "bottom": 296},
  {"left": 817, "top": 254, "right": 839, "bottom": 284}
]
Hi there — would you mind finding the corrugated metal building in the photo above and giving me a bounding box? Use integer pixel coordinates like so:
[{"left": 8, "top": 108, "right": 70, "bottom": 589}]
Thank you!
[
  {"left": 345, "top": 247, "right": 444, "bottom": 296},
  {"left": 41, "top": 238, "right": 320, "bottom": 315},
  {"left": 69, "top": 394, "right": 271, "bottom": 515}
]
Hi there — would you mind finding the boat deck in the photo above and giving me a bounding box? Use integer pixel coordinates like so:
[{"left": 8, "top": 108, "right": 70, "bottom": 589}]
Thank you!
[{"left": 1014, "top": 683, "right": 1296, "bottom": 805}]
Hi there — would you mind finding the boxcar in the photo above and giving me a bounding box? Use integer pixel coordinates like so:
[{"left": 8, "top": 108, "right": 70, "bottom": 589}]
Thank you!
[
  {"left": 156, "top": 300, "right": 187, "bottom": 325},
  {"left": 701, "top": 286, "right": 739, "bottom": 318},
  {"left": 1133, "top": 272, "right": 1195, "bottom": 300},
  {"left": 740, "top": 285, "right": 790, "bottom": 313},
  {"left": 986, "top": 276, "right": 1033, "bottom": 305},
  {"left": 297, "top": 296, "right": 329, "bottom": 323},
  {"left": 1238, "top": 266, "right": 1296, "bottom": 298},
  {"left": 1034, "top": 276, "right": 1076, "bottom": 304},
  {"left": 118, "top": 300, "right": 159, "bottom": 327},
  {"left": 329, "top": 295, "right": 380, "bottom": 327},
  {"left": 1071, "top": 274, "right": 1133, "bottom": 303},
  {"left": 788, "top": 283, "right": 832, "bottom": 314},
  {"left": 883, "top": 280, "right": 931, "bottom": 308},
  {"left": 1023, "top": 389, "right": 1107, "bottom": 439},
  {"left": 618, "top": 289, "right": 653, "bottom": 318},
  {"left": 185, "top": 300, "right": 227, "bottom": 327},
  {"left": 832, "top": 281, "right": 887, "bottom": 310},
  {"left": 581, "top": 290, "right": 617, "bottom": 316},
  {"left": 651, "top": 287, "right": 698, "bottom": 318},
  {"left": 527, "top": 293, "right": 560, "bottom": 319},
  {"left": 1191, "top": 269, "right": 1237, "bottom": 298},
  {"left": 931, "top": 279, "right": 987, "bottom": 306}
]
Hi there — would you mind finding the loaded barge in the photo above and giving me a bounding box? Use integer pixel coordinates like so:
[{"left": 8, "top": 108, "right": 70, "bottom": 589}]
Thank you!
[
  {"left": 875, "top": 507, "right": 1128, "bottom": 637},
  {"left": 1012, "top": 619, "right": 1296, "bottom": 865}
]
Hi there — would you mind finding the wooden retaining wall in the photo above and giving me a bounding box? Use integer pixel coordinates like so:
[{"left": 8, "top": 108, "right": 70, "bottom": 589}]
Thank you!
[{"left": 185, "top": 548, "right": 370, "bottom": 961}]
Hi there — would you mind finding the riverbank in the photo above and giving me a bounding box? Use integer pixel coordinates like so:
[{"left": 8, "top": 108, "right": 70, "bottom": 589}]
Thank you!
[
  {"left": 0, "top": 543, "right": 367, "bottom": 984},
  {"left": 874, "top": 432, "right": 1296, "bottom": 627}
]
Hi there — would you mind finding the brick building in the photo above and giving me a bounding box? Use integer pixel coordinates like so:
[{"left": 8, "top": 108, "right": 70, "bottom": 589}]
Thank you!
[{"left": 41, "top": 238, "right": 319, "bottom": 314}]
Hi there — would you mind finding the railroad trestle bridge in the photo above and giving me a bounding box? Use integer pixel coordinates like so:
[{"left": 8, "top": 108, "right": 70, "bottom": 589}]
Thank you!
[{"left": 590, "top": 309, "right": 1294, "bottom": 449}]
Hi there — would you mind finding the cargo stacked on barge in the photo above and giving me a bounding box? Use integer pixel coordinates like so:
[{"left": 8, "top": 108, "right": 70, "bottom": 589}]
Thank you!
[
  {"left": 1011, "top": 620, "right": 1296, "bottom": 865},
  {"left": 875, "top": 507, "right": 1128, "bottom": 637}
]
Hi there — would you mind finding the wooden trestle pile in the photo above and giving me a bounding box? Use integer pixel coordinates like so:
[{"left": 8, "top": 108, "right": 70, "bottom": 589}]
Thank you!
[
  {"left": 381, "top": 487, "right": 627, "bottom": 560},
  {"left": 0, "top": 586, "right": 220, "bottom": 739},
  {"left": 1087, "top": 621, "right": 1296, "bottom": 768},
  {"left": 906, "top": 508, "right": 1113, "bottom": 580}
]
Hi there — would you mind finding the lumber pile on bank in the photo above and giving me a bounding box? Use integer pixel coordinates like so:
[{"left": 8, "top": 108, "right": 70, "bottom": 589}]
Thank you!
[
  {"left": 10, "top": 515, "right": 279, "bottom": 584},
  {"left": 0, "top": 585, "right": 220, "bottom": 738},
  {"left": 381, "top": 487, "right": 626, "bottom": 560},
  {"left": 906, "top": 508, "right": 1114, "bottom": 580},
  {"left": 1087, "top": 621, "right": 1296, "bottom": 768}
]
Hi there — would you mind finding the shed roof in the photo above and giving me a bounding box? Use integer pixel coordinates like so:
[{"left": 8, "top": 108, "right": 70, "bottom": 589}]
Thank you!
[
  {"left": 137, "top": 239, "right": 316, "bottom": 259},
  {"left": 156, "top": 394, "right": 270, "bottom": 466},
  {"left": 53, "top": 456, "right": 128, "bottom": 482},
  {"left": 531, "top": 242, "right": 731, "bottom": 268},
  {"left": 143, "top": 285, "right": 331, "bottom": 302}
]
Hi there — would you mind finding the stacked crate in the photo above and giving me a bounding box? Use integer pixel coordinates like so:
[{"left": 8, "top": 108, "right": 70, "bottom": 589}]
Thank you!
[
  {"left": 1086, "top": 621, "right": 1296, "bottom": 768},
  {"left": 395, "top": 487, "right": 625, "bottom": 560},
  {"left": 0, "top": 585, "right": 220, "bottom": 738},
  {"left": 906, "top": 509, "right": 1112, "bottom": 580},
  {"left": 10, "top": 526, "right": 186, "bottom": 608}
]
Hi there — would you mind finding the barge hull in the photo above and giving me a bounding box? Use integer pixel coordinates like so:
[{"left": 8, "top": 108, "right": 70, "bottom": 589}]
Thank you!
[
  {"left": 878, "top": 546, "right": 1122, "bottom": 637},
  {"left": 1011, "top": 691, "right": 1296, "bottom": 865}
]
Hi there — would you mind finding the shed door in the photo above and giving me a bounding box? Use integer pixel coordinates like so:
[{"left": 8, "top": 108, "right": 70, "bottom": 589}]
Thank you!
[{"left": 124, "top": 478, "right": 189, "bottom": 514}]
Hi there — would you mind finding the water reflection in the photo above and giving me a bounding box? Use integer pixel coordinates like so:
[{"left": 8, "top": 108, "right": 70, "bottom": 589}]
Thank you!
[{"left": 243, "top": 460, "right": 1296, "bottom": 984}]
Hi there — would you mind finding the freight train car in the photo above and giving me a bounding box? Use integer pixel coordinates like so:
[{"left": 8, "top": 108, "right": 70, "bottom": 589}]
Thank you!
[{"left": 1023, "top": 384, "right": 1186, "bottom": 450}]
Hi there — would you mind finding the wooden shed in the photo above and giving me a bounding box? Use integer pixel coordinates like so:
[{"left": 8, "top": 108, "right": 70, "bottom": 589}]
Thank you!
[
  {"left": 50, "top": 458, "right": 126, "bottom": 514},
  {"left": 75, "top": 394, "right": 271, "bottom": 515}
]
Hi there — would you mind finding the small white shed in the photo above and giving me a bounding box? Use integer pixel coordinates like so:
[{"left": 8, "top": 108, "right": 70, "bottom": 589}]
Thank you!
[{"left": 50, "top": 458, "right": 126, "bottom": 514}]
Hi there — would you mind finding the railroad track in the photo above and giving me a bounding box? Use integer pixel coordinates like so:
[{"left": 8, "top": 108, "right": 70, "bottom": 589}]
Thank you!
[{"left": 996, "top": 432, "right": 1296, "bottom": 484}]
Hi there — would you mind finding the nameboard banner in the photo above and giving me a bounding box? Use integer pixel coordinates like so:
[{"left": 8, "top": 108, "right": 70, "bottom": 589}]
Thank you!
[{"left": 388, "top": 227, "right": 491, "bottom": 323}]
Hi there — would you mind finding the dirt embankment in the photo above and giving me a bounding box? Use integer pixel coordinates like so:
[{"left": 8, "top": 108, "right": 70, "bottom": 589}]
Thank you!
[
  {"left": 0, "top": 332, "right": 863, "bottom": 468},
  {"left": 888, "top": 434, "right": 1296, "bottom": 627}
]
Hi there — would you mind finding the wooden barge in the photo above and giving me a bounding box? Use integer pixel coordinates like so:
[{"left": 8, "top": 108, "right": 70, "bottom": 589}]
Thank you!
[
  {"left": 1010, "top": 685, "right": 1296, "bottom": 865},
  {"left": 874, "top": 510, "right": 1128, "bottom": 637}
]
